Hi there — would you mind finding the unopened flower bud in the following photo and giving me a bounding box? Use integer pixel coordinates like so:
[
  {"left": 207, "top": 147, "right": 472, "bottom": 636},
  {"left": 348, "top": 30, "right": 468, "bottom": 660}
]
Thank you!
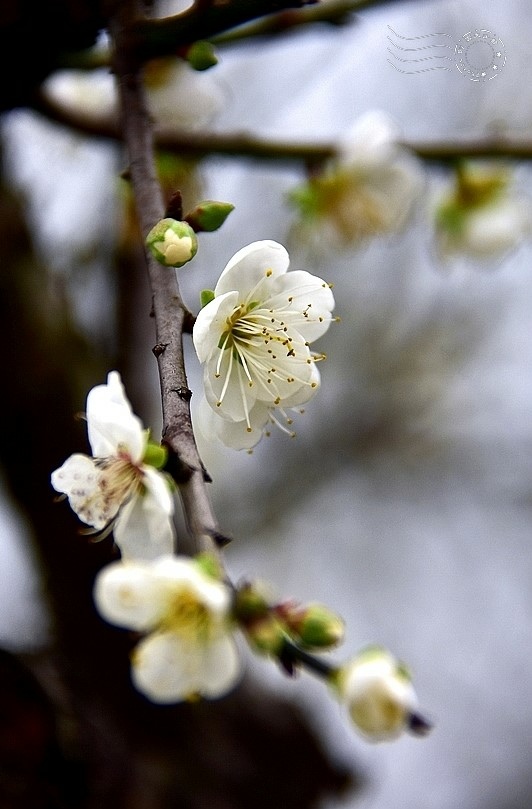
[
  {"left": 245, "top": 615, "right": 286, "bottom": 656},
  {"left": 233, "top": 582, "right": 270, "bottom": 623},
  {"left": 186, "top": 200, "right": 235, "bottom": 233},
  {"left": 146, "top": 218, "right": 198, "bottom": 267},
  {"left": 334, "top": 647, "right": 427, "bottom": 742},
  {"left": 281, "top": 602, "right": 344, "bottom": 650},
  {"left": 186, "top": 41, "right": 219, "bottom": 71}
]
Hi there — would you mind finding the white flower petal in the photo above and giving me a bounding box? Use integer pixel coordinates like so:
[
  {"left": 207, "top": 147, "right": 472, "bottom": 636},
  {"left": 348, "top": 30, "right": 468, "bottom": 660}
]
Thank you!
[
  {"left": 149, "top": 555, "right": 230, "bottom": 616},
  {"left": 462, "top": 198, "right": 532, "bottom": 258},
  {"left": 193, "top": 290, "right": 239, "bottom": 364},
  {"left": 268, "top": 270, "right": 335, "bottom": 342},
  {"left": 146, "top": 60, "right": 223, "bottom": 131},
  {"left": 281, "top": 362, "right": 321, "bottom": 407},
  {"left": 51, "top": 453, "right": 117, "bottom": 529},
  {"left": 196, "top": 396, "right": 270, "bottom": 450},
  {"left": 131, "top": 631, "right": 193, "bottom": 703},
  {"left": 93, "top": 560, "right": 166, "bottom": 631},
  {"left": 338, "top": 110, "right": 401, "bottom": 168},
  {"left": 142, "top": 465, "right": 174, "bottom": 518},
  {"left": 113, "top": 487, "right": 175, "bottom": 561},
  {"left": 203, "top": 351, "right": 259, "bottom": 422},
  {"left": 214, "top": 240, "right": 289, "bottom": 298},
  {"left": 131, "top": 630, "right": 240, "bottom": 703},
  {"left": 197, "top": 634, "right": 241, "bottom": 698},
  {"left": 87, "top": 371, "right": 145, "bottom": 461}
]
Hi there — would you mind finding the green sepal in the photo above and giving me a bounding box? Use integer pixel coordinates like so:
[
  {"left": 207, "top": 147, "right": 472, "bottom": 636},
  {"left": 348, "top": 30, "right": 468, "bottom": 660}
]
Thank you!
[
  {"left": 142, "top": 441, "right": 168, "bottom": 469},
  {"left": 287, "top": 181, "right": 322, "bottom": 218},
  {"left": 436, "top": 201, "right": 465, "bottom": 235},
  {"left": 195, "top": 552, "right": 223, "bottom": 581},
  {"left": 200, "top": 289, "right": 215, "bottom": 308}
]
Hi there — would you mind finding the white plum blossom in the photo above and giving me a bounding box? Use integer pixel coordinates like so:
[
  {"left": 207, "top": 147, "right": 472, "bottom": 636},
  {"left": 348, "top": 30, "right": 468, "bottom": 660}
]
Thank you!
[
  {"left": 335, "top": 647, "right": 422, "bottom": 742},
  {"left": 289, "top": 110, "right": 424, "bottom": 248},
  {"left": 42, "top": 57, "right": 222, "bottom": 131},
  {"left": 51, "top": 371, "right": 175, "bottom": 560},
  {"left": 192, "top": 241, "right": 335, "bottom": 449},
  {"left": 94, "top": 555, "right": 241, "bottom": 703},
  {"left": 434, "top": 162, "right": 532, "bottom": 263}
]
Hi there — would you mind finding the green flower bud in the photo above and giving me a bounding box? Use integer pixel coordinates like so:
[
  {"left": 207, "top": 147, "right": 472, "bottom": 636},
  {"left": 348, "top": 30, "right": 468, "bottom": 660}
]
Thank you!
[
  {"left": 233, "top": 582, "right": 270, "bottom": 623},
  {"left": 244, "top": 615, "right": 286, "bottom": 656},
  {"left": 185, "top": 200, "right": 235, "bottom": 233},
  {"left": 146, "top": 218, "right": 198, "bottom": 267},
  {"left": 286, "top": 602, "right": 345, "bottom": 650},
  {"left": 186, "top": 41, "right": 218, "bottom": 71},
  {"left": 142, "top": 441, "right": 168, "bottom": 470}
]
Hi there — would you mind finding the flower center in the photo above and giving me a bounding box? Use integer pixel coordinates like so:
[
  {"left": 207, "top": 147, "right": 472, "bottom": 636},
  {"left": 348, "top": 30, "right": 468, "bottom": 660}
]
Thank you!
[
  {"left": 164, "top": 587, "right": 214, "bottom": 642},
  {"left": 96, "top": 451, "right": 143, "bottom": 512},
  {"left": 214, "top": 295, "right": 322, "bottom": 429}
]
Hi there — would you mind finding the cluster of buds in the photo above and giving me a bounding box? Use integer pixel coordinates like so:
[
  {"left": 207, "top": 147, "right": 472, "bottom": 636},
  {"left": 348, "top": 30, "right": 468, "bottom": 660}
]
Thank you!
[
  {"left": 234, "top": 581, "right": 344, "bottom": 657},
  {"left": 233, "top": 581, "right": 430, "bottom": 742},
  {"left": 145, "top": 201, "right": 234, "bottom": 269}
]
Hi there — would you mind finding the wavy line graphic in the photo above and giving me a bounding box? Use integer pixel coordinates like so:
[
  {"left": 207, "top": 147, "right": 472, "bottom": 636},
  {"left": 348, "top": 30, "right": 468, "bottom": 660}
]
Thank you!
[
  {"left": 386, "top": 26, "right": 453, "bottom": 42},
  {"left": 387, "top": 25, "right": 453, "bottom": 73}
]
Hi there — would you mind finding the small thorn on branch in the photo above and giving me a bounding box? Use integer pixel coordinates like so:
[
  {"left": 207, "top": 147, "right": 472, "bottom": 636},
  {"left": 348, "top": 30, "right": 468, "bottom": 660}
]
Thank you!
[
  {"left": 152, "top": 342, "right": 168, "bottom": 357},
  {"left": 172, "top": 386, "right": 192, "bottom": 401},
  {"left": 209, "top": 529, "right": 233, "bottom": 548},
  {"left": 165, "top": 190, "right": 183, "bottom": 220}
]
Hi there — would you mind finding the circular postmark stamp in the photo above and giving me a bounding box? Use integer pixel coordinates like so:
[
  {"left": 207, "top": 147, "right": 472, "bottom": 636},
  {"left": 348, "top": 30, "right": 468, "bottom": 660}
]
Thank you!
[{"left": 455, "top": 29, "right": 506, "bottom": 81}]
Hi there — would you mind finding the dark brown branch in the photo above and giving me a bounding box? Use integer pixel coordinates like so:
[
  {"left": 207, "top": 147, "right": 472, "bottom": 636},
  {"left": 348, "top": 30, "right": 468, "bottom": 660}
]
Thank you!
[
  {"left": 125, "top": 0, "right": 318, "bottom": 62},
  {"left": 33, "top": 94, "right": 532, "bottom": 165},
  {"left": 110, "top": 4, "right": 219, "bottom": 556}
]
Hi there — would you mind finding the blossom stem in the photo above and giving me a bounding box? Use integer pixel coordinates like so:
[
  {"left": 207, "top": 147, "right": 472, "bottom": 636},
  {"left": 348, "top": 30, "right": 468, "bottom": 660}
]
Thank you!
[
  {"left": 110, "top": 1, "right": 220, "bottom": 557},
  {"left": 280, "top": 638, "right": 338, "bottom": 680}
]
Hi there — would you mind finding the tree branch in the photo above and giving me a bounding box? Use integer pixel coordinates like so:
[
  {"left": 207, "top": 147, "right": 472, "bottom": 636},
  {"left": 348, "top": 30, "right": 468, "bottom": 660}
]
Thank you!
[
  {"left": 110, "top": 4, "right": 219, "bottom": 556},
  {"left": 32, "top": 92, "right": 532, "bottom": 165},
  {"left": 125, "top": 0, "right": 319, "bottom": 63}
]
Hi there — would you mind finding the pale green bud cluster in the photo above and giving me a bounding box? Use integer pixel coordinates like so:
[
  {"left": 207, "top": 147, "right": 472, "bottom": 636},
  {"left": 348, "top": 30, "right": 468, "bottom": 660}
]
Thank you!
[
  {"left": 146, "top": 218, "right": 198, "bottom": 267},
  {"left": 233, "top": 583, "right": 344, "bottom": 657}
]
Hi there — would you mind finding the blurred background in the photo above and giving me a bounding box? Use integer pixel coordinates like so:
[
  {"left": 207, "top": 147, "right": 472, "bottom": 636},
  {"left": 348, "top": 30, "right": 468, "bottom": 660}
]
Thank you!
[{"left": 1, "top": 0, "right": 532, "bottom": 807}]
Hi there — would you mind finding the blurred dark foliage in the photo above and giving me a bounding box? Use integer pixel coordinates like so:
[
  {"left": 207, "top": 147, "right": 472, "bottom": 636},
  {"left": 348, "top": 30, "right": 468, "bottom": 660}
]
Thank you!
[{"left": 0, "top": 1, "right": 106, "bottom": 111}]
